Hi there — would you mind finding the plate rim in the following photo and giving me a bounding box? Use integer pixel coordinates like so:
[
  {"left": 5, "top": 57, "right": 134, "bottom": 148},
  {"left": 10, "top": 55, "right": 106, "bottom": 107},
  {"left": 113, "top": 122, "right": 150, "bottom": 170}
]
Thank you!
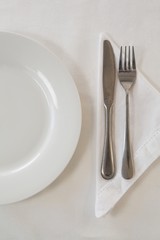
[{"left": 0, "top": 31, "right": 82, "bottom": 204}]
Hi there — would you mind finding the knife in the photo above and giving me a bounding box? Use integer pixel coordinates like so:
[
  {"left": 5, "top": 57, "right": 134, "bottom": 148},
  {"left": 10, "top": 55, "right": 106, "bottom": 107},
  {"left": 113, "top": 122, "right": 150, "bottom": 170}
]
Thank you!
[{"left": 101, "top": 40, "right": 116, "bottom": 179}]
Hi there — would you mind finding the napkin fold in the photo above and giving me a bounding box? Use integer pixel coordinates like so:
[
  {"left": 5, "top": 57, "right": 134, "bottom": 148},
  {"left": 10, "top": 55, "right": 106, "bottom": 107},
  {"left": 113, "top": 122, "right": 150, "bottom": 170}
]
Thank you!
[{"left": 95, "top": 33, "right": 160, "bottom": 218}]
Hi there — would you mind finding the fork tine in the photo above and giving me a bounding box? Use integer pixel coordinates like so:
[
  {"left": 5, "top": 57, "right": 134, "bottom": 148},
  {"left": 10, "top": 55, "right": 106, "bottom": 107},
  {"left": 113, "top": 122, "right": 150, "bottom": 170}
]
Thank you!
[
  {"left": 119, "top": 46, "right": 123, "bottom": 71},
  {"left": 128, "top": 46, "right": 131, "bottom": 69},
  {"left": 132, "top": 46, "right": 136, "bottom": 70},
  {"left": 124, "top": 46, "right": 127, "bottom": 70}
]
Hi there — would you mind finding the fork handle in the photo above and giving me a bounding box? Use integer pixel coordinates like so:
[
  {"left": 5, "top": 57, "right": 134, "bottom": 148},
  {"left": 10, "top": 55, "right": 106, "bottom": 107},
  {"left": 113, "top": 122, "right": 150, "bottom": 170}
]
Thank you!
[
  {"left": 101, "top": 103, "right": 115, "bottom": 179},
  {"left": 122, "top": 92, "right": 134, "bottom": 179}
]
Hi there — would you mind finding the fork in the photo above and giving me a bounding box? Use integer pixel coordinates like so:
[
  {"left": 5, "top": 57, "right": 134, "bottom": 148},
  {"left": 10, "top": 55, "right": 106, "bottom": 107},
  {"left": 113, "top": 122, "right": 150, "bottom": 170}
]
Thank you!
[{"left": 118, "top": 46, "right": 137, "bottom": 179}]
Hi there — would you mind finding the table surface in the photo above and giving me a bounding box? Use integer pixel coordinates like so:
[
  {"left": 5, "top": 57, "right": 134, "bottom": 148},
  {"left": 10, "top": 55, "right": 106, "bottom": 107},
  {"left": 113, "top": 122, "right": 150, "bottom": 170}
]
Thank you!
[{"left": 1, "top": 0, "right": 160, "bottom": 239}]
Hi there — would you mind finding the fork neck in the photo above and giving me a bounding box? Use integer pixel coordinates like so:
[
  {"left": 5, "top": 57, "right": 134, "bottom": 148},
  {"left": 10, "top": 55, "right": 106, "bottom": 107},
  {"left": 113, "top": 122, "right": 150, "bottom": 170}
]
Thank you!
[{"left": 104, "top": 99, "right": 113, "bottom": 109}]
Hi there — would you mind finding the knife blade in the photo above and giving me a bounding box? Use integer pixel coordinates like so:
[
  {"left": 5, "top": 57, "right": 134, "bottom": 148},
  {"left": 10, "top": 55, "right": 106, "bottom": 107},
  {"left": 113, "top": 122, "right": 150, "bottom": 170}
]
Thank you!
[{"left": 101, "top": 40, "right": 116, "bottom": 179}]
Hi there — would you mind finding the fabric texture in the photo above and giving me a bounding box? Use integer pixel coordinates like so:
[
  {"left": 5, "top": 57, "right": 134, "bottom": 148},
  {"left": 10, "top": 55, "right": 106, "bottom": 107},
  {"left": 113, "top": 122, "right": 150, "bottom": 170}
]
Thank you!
[{"left": 95, "top": 34, "right": 160, "bottom": 218}]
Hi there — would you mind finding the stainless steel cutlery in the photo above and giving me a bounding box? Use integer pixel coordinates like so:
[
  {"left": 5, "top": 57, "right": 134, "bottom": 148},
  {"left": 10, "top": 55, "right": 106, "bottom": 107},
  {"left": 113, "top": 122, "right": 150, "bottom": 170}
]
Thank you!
[
  {"left": 101, "top": 41, "right": 136, "bottom": 180},
  {"left": 118, "top": 46, "right": 137, "bottom": 179},
  {"left": 101, "top": 40, "right": 116, "bottom": 180}
]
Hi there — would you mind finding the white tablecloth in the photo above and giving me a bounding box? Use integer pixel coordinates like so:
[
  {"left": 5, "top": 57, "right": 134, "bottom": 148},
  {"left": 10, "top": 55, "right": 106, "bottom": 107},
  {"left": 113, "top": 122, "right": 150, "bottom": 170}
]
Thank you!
[{"left": 1, "top": 0, "right": 160, "bottom": 239}]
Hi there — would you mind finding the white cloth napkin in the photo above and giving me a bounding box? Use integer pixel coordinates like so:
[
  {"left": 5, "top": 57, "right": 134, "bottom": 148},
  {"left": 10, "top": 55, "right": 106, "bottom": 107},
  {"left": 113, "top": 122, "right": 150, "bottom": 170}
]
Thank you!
[{"left": 95, "top": 33, "right": 160, "bottom": 218}]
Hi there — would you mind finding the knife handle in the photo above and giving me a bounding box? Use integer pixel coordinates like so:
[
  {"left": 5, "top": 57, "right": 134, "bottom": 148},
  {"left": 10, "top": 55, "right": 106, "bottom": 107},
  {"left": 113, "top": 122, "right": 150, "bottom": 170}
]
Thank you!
[{"left": 101, "top": 103, "right": 115, "bottom": 179}]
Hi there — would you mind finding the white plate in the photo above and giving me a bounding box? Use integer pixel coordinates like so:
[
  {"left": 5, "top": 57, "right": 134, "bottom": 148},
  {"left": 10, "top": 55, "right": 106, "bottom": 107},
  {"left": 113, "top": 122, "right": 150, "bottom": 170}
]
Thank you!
[{"left": 0, "top": 32, "right": 81, "bottom": 204}]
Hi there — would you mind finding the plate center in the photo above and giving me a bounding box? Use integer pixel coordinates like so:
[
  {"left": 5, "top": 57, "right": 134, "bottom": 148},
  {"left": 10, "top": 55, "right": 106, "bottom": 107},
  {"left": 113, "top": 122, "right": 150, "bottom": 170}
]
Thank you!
[{"left": 0, "top": 65, "right": 52, "bottom": 171}]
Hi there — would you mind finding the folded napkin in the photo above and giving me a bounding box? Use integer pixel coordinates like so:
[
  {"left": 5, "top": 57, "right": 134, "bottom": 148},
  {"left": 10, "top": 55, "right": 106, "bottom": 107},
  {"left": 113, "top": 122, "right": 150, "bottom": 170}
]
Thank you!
[{"left": 95, "top": 33, "right": 160, "bottom": 218}]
